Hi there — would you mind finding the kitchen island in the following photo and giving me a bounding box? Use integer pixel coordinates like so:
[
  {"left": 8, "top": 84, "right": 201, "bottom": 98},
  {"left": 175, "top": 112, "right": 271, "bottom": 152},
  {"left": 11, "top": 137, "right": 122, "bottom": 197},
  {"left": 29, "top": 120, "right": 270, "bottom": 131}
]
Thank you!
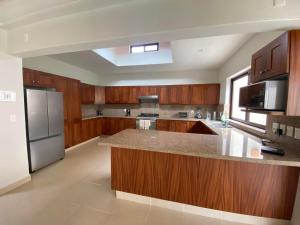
[{"left": 98, "top": 121, "right": 300, "bottom": 221}]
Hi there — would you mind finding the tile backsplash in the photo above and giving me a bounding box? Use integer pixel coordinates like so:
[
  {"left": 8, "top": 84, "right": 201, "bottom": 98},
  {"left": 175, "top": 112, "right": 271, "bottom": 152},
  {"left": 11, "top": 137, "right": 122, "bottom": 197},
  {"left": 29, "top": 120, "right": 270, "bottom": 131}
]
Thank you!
[{"left": 82, "top": 104, "right": 224, "bottom": 119}]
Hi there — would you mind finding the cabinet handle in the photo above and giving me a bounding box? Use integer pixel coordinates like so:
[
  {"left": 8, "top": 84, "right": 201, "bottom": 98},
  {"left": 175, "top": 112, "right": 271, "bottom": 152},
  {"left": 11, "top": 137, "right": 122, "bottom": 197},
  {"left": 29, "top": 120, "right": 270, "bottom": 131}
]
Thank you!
[{"left": 259, "top": 71, "right": 264, "bottom": 75}]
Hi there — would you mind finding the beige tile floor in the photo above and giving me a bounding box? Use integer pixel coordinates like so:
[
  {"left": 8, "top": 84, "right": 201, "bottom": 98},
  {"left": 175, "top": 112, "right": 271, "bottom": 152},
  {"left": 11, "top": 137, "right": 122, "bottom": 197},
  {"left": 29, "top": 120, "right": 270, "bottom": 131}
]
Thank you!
[{"left": 0, "top": 138, "right": 247, "bottom": 225}]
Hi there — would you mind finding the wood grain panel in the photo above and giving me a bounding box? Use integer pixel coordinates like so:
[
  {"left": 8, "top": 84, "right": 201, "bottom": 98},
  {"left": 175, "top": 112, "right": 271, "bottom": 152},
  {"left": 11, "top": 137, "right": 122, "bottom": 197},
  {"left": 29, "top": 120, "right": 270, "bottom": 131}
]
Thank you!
[
  {"left": 111, "top": 147, "right": 300, "bottom": 219},
  {"left": 287, "top": 30, "right": 300, "bottom": 116}
]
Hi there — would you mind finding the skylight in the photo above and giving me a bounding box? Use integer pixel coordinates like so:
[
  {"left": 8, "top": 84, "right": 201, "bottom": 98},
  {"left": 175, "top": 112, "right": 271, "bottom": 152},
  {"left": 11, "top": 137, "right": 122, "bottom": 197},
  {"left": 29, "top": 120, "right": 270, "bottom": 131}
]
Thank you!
[{"left": 130, "top": 43, "right": 159, "bottom": 54}]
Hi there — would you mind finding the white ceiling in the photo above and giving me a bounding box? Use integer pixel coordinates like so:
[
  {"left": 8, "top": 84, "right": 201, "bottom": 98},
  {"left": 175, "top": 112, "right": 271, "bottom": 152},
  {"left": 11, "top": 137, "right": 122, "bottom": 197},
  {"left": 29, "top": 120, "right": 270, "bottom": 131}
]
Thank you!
[
  {"left": 0, "top": 0, "right": 137, "bottom": 29},
  {"left": 48, "top": 33, "right": 253, "bottom": 74}
]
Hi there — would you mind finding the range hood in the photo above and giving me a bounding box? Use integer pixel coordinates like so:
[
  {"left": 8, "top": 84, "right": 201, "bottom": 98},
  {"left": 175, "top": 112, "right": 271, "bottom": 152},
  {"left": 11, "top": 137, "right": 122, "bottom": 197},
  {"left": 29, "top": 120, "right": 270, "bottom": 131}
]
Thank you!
[{"left": 138, "top": 95, "right": 159, "bottom": 103}]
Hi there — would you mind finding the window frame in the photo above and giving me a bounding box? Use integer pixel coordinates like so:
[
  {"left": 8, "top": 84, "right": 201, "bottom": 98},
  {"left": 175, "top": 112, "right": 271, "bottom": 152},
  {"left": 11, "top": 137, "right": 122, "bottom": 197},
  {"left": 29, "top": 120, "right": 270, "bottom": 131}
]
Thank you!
[
  {"left": 130, "top": 43, "right": 159, "bottom": 54},
  {"left": 229, "top": 72, "right": 266, "bottom": 130}
]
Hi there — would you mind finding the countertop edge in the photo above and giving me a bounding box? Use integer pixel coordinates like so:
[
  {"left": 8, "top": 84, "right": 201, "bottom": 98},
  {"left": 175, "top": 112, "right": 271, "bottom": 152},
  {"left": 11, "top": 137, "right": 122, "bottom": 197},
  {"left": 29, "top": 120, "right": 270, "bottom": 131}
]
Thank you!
[{"left": 98, "top": 142, "right": 300, "bottom": 167}]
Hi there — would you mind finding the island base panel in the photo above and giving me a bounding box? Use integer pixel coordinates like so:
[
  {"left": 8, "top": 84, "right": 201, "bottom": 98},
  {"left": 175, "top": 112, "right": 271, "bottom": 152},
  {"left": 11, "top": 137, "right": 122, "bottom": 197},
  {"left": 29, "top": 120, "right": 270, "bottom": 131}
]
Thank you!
[{"left": 111, "top": 147, "right": 299, "bottom": 220}]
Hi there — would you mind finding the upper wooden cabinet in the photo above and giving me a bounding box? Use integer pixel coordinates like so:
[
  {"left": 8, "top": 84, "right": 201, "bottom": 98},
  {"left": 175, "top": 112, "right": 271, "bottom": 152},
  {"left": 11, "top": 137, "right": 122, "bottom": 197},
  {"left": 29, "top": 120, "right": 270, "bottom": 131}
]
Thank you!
[
  {"left": 287, "top": 30, "right": 300, "bottom": 116},
  {"left": 251, "top": 32, "right": 289, "bottom": 83},
  {"left": 80, "top": 83, "right": 95, "bottom": 104},
  {"left": 190, "top": 84, "right": 220, "bottom": 105},
  {"left": 164, "top": 85, "right": 190, "bottom": 105},
  {"left": 23, "top": 68, "right": 54, "bottom": 88},
  {"left": 95, "top": 86, "right": 105, "bottom": 104},
  {"left": 105, "top": 84, "right": 220, "bottom": 105}
]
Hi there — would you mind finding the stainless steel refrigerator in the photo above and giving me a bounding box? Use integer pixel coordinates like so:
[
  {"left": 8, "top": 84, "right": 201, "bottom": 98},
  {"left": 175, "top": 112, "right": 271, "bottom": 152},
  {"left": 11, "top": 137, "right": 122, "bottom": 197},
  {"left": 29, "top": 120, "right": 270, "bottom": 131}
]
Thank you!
[{"left": 24, "top": 88, "right": 65, "bottom": 172}]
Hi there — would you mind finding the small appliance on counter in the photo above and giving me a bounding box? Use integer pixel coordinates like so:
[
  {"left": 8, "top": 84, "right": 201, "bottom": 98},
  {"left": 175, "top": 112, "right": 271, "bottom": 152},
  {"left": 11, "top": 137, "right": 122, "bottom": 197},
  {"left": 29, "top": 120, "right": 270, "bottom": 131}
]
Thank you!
[
  {"left": 178, "top": 112, "right": 188, "bottom": 118},
  {"left": 24, "top": 88, "right": 65, "bottom": 173},
  {"left": 194, "top": 110, "right": 202, "bottom": 119},
  {"left": 124, "top": 108, "right": 131, "bottom": 116}
]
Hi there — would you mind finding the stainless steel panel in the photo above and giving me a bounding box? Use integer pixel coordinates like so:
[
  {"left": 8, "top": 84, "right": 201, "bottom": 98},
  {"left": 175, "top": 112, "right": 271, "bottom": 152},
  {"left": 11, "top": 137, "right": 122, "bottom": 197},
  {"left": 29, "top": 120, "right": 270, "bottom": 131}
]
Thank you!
[
  {"left": 47, "top": 91, "right": 64, "bottom": 136},
  {"left": 29, "top": 135, "right": 65, "bottom": 172},
  {"left": 26, "top": 89, "right": 49, "bottom": 141},
  {"left": 136, "top": 119, "right": 156, "bottom": 130}
]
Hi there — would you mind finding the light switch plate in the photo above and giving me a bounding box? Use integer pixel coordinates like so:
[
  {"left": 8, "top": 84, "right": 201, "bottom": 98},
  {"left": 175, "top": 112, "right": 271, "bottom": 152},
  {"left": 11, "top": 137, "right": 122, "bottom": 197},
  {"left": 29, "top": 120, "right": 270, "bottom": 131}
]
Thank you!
[
  {"left": 279, "top": 124, "right": 286, "bottom": 135},
  {"left": 287, "top": 126, "right": 294, "bottom": 137},
  {"left": 272, "top": 123, "right": 279, "bottom": 134},
  {"left": 0, "top": 91, "right": 16, "bottom": 102},
  {"left": 294, "top": 128, "right": 300, "bottom": 140}
]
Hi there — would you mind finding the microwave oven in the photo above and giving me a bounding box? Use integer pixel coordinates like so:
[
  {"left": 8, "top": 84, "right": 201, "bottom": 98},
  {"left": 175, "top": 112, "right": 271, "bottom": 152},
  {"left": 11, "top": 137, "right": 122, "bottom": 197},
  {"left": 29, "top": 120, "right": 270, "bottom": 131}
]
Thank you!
[{"left": 239, "top": 80, "right": 287, "bottom": 110}]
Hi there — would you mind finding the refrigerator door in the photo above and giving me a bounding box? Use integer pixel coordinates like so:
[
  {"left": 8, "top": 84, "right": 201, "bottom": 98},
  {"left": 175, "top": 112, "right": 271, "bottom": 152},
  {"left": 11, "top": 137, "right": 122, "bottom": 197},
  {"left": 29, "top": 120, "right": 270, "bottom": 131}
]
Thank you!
[
  {"left": 47, "top": 91, "right": 64, "bottom": 136},
  {"left": 26, "top": 89, "right": 49, "bottom": 141},
  {"left": 29, "top": 134, "right": 65, "bottom": 172}
]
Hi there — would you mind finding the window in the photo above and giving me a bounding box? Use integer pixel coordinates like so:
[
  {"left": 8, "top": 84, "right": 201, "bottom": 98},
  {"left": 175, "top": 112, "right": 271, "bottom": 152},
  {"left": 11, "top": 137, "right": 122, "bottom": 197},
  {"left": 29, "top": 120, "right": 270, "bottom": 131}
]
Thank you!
[
  {"left": 230, "top": 72, "right": 267, "bottom": 129},
  {"left": 130, "top": 43, "right": 159, "bottom": 54}
]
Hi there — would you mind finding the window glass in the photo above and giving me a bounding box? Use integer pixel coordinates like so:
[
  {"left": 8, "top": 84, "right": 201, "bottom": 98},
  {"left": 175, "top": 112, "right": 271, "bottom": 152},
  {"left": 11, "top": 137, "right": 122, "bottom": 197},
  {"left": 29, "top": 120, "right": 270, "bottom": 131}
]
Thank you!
[
  {"left": 131, "top": 46, "right": 144, "bottom": 53},
  {"left": 230, "top": 73, "right": 267, "bottom": 129},
  {"left": 249, "top": 112, "right": 267, "bottom": 126},
  {"left": 145, "top": 44, "right": 158, "bottom": 52}
]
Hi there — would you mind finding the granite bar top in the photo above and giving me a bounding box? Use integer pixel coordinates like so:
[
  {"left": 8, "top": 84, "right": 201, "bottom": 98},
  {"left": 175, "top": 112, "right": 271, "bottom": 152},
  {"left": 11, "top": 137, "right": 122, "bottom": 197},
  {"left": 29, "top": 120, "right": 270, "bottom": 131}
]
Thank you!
[
  {"left": 98, "top": 120, "right": 300, "bottom": 167},
  {"left": 82, "top": 115, "right": 136, "bottom": 120}
]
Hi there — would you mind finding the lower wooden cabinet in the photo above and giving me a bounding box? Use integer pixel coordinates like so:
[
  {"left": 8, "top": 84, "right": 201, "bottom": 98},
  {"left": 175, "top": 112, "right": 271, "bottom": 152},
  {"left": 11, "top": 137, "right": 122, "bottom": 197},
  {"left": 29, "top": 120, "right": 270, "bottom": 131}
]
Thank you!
[
  {"left": 102, "top": 117, "right": 136, "bottom": 135},
  {"left": 156, "top": 119, "right": 215, "bottom": 134},
  {"left": 81, "top": 118, "right": 102, "bottom": 142}
]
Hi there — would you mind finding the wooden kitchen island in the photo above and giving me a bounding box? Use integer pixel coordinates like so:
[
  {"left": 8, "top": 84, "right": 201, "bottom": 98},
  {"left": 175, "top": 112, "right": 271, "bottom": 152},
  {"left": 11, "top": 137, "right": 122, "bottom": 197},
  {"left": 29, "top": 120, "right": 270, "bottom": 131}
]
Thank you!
[{"left": 99, "top": 121, "right": 300, "bottom": 221}]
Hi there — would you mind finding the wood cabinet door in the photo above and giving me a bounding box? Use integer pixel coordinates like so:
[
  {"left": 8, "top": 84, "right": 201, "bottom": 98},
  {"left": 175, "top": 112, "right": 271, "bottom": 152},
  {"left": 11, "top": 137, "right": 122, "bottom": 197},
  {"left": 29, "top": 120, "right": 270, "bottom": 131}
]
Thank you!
[
  {"left": 69, "top": 80, "right": 82, "bottom": 121},
  {"left": 38, "top": 72, "right": 54, "bottom": 88},
  {"left": 159, "top": 86, "right": 169, "bottom": 104},
  {"left": 190, "top": 84, "right": 205, "bottom": 105},
  {"left": 287, "top": 30, "right": 300, "bottom": 116},
  {"left": 81, "top": 83, "right": 95, "bottom": 104},
  {"left": 119, "top": 87, "right": 129, "bottom": 103},
  {"left": 105, "top": 87, "right": 112, "bottom": 104},
  {"left": 265, "top": 32, "right": 289, "bottom": 79},
  {"left": 71, "top": 121, "right": 82, "bottom": 145},
  {"left": 96, "top": 118, "right": 103, "bottom": 135},
  {"left": 156, "top": 120, "right": 170, "bottom": 131},
  {"left": 250, "top": 48, "right": 267, "bottom": 83},
  {"left": 95, "top": 87, "right": 105, "bottom": 104},
  {"left": 81, "top": 120, "right": 89, "bottom": 141},
  {"left": 203, "top": 84, "right": 220, "bottom": 105},
  {"left": 128, "top": 86, "right": 139, "bottom": 104},
  {"left": 23, "top": 68, "right": 35, "bottom": 86},
  {"left": 124, "top": 118, "right": 136, "bottom": 129}
]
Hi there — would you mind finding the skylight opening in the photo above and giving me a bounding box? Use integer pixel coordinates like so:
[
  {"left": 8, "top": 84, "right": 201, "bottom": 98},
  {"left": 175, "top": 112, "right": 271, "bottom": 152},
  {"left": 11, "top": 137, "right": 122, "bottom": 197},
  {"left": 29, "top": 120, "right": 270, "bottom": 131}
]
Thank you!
[{"left": 130, "top": 43, "right": 159, "bottom": 54}]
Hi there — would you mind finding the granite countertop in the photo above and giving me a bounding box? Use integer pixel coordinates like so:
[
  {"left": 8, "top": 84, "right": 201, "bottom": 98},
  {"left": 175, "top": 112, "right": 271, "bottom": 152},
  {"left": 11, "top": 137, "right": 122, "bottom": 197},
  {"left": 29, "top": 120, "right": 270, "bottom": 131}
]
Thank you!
[
  {"left": 82, "top": 115, "right": 136, "bottom": 120},
  {"left": 98, "top": 120, "right": 300, "bottom": 167}
]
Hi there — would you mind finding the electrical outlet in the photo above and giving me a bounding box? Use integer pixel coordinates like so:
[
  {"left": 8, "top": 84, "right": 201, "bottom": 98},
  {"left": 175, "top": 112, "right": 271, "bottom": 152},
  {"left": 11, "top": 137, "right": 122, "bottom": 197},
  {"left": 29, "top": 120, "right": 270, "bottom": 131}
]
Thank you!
[
  {"left": 279, "top": 124, "right": 286, "bottom": 135},
  {"left": 294, "top": 128, "right": 300, "bottom": 140},
  {"left": 286, "top": 126, "right": 294, "bottom": 137},
  {"left": 272, "top": 123, "right": 279, "bottom": 134}
]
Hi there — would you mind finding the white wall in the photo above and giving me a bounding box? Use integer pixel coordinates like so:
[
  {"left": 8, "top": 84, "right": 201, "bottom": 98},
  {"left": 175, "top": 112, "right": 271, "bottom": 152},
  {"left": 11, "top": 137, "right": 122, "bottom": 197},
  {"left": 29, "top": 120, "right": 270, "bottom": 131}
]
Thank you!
[
  {"left": 0, "top": 53, "right": 30, "bottom": 191},
  {"left": 23, "top": 56, "right": 102, "bottom": 85},
  {"left": 218, "top": 31, "right": 285, "bottom": 106},
  {"left": 101, "top": 70, "right": 219, "bottom": 86},
  {"left": 0, "top": 28, "right": 7, "bottom": 53}
]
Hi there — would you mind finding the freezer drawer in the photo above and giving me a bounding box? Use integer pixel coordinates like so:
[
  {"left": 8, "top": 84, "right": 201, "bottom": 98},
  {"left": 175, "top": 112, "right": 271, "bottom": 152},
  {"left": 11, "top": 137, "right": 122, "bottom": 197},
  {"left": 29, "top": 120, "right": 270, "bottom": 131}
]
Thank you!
[
  {"left": 26, "top": 89, "right": 49, "bottom": 141},
  {"left": 47, "top": 91, "right": 64, "bottom": 136},
  {"left": 29, "top": 135, "right": 65, "bottom": 172}
]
